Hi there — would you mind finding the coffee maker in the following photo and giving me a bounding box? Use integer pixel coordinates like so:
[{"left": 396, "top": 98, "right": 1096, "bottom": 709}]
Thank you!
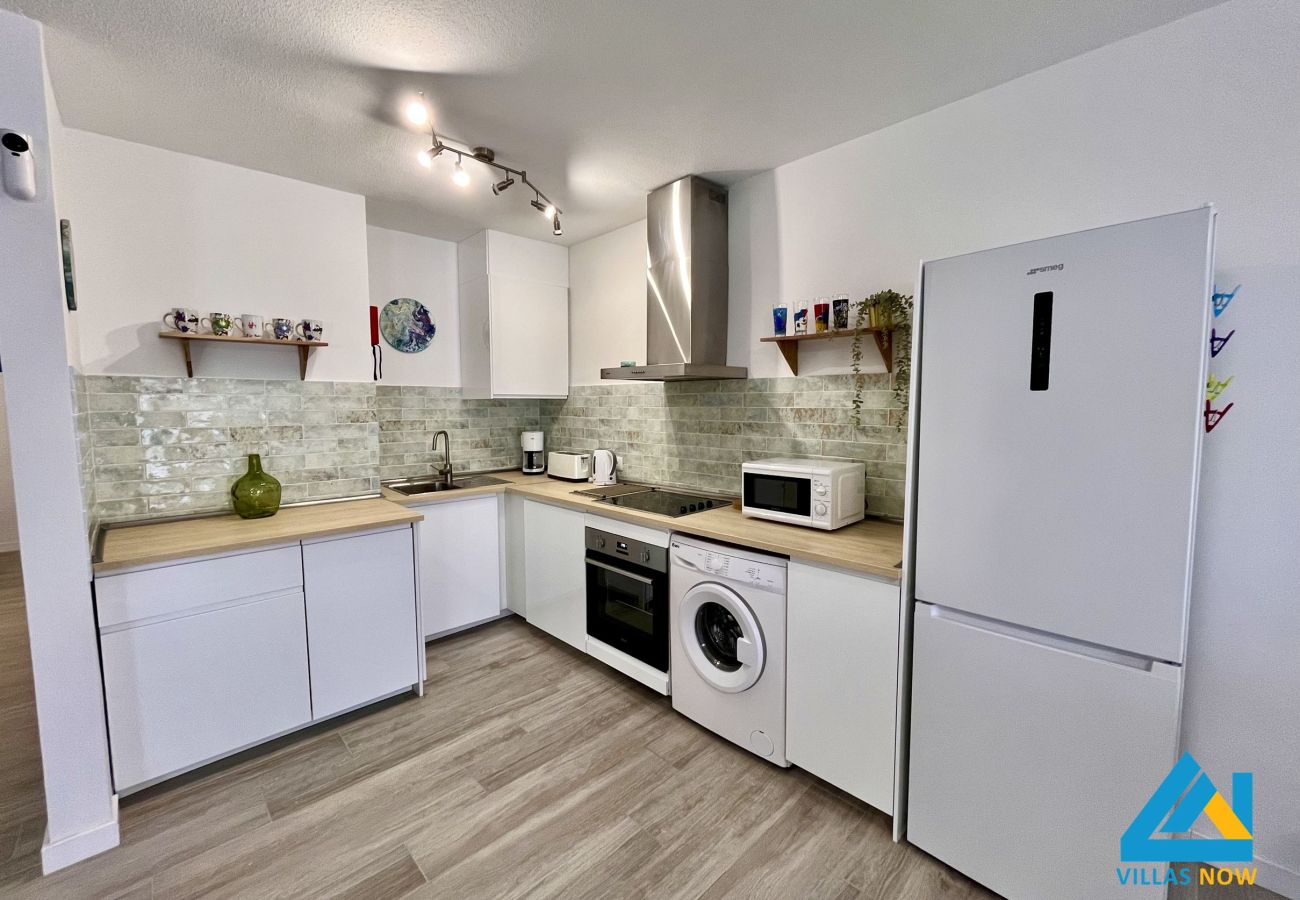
[{"left": 521, "top": 431, "right": 545, "bottom": 474}]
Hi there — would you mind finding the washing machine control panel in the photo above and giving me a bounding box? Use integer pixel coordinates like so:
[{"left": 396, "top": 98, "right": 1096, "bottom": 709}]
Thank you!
[{"left": 672, "top": 541, "right": 787, "bottom": 592}]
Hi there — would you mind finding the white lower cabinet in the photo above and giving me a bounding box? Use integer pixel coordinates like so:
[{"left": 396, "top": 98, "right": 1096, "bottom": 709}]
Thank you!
[
  {"left": 101, "top": 591, "right": 312, "bottom": 793},
  {"left": 302, "top": 526, "right": 420, "bottom": 719},
  {"left": 97, "top": 528, "right": 421, "bottom": 793},
  {"left": 97, "top": 545, "right": 313, "bottom": 793},
  {"left": 785, "top": 560, "right": 899, "bottom": 814},
  {"left": 414, "top": 495, "right": 503, "bottom": 639},
  {"left": 521, "top": 499, "right": 587, "bottom": 649}
]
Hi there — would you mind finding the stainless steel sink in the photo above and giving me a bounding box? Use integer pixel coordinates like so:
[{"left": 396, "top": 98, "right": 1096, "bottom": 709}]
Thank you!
[
  {"left": 386, "top": 474, "right": 509, "bottom": 496},
  {"left": 454, "top": 474, "right": 510, "bottom": 489}
]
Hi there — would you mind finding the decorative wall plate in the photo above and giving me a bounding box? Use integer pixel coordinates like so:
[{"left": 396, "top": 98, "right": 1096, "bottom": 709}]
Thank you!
[{"left": 379, "top": 297, "right": 436, "bottom": 353}]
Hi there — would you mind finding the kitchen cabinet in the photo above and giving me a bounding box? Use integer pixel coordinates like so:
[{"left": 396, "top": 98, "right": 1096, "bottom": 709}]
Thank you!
[
  {"left": 521, "top": 499, "right": 586, "bottom": 650},
  {"left": 458, "top": 229, "right": 569, "bottom": 399},
  {"left": 413, "top": 494, "right": 503, "bottom": 639},
  {"left": 95, "top": 521, "right": 423, "bottom": 793},
  {"left": 503, "top": 492, "right": 528, "bottom": 616},
  {"left": 302, "top": 526, "right": 421, "bottom": 719},
  {"left": 785, "top": 560, "right": 899, "bottom": 814},
  {"left": 97, "top": 545, "right": 313, "bottom": 792}
]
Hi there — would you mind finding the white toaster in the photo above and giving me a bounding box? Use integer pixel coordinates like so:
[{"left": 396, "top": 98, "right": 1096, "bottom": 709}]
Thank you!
[{"left": 547, "top": 451, "right": 591, "bottom": 481}]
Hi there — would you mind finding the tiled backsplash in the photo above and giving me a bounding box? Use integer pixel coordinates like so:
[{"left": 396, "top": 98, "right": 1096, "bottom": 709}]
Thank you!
[
  {"left": 542, "top": 374, "right": 907, "bottom": 518},
  {"left": 72, "top": 372, "right": 907, "bottom": 531},
  {"left": 72, "top": 373, "right": 97, "bottom": 542},
  {"left": 76, "top": 375, "right": 383, "bottom": 527},
  {"left": 71, "top": 375, "right": 541, "bottom": 530},
  {"left": 376, "top": 386, "right": 540, "bottom": 481}
]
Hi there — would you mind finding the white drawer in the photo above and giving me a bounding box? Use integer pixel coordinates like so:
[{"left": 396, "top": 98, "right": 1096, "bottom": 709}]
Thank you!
[
  {"left": 102, "top": 589, "right": 312, "bottom": 791},
  {"left": 96, "top": 544, "right": 303, "bottom": 629}
]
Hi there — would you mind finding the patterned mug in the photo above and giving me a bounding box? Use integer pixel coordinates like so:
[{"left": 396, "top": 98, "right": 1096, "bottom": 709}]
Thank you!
[
  {"left": 162, "top": 307, "right": 199, "bottom": 333},
  {"left": 202, "top": 312, "right": 235, "bottom": 336},
  {"left": 237, "top": 314, "right": 263, "bottom": 338},
  {"left": 295, "top": 319, "right": 324, "bottom": 342},
  {"left": 270, "top": 318, "right": 295, "bottom": 341}
]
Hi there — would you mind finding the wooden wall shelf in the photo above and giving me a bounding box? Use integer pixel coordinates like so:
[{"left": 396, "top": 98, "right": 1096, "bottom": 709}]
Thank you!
[
  {"left": 159, "top": 332, "right": 328, "bottom": 380},
  {"left": 760, "top": 326, "right": 894, "bottom": 376}
]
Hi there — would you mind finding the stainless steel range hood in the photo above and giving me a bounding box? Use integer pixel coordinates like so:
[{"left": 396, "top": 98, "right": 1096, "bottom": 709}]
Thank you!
[{"left": 601, "top": 176, "right": 747, "bottom": 381}]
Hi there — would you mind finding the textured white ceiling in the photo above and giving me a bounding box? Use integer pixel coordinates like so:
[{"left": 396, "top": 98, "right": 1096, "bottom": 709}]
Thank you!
[{"left": 11, "top": 0, "right": 1226, "bottom": 245}]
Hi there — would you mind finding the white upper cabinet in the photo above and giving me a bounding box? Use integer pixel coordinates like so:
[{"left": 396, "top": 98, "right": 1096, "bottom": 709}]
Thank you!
[{"left": 458, "top": 230, "right": 569, "bottom": 399}]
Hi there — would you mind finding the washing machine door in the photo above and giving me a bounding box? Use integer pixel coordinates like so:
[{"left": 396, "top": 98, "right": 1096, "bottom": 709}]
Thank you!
[{"left": 678, "top": 582, "right": 765, "bottom": 693}]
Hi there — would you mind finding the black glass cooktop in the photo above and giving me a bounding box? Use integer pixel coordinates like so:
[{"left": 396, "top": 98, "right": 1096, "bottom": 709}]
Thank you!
[{"left": 598, "top": 490, "right": 729, "bottom": 518}]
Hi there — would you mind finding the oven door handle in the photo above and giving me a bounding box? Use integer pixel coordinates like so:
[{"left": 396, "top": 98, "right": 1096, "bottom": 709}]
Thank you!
[{"left": 587, "top": 557, "right": 655, "bottom": 585}]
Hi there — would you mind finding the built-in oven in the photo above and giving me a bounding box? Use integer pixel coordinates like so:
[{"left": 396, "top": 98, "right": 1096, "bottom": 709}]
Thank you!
[{"left": 585, "top": 526, "right": 669, "bottom": 675}]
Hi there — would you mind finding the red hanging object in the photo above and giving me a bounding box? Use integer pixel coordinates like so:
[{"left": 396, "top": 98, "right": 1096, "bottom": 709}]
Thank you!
[
  {"left": 1204, "top": 399, "right": 1232, "bottom": 433},
  {"left": 369, "top": 305, "right": 382, "bottom": 380}
]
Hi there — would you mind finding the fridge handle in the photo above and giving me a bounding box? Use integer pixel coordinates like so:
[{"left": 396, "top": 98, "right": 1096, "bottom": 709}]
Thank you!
[{"left": 917, "top": 602, "right": 1179, "bottom": 678}]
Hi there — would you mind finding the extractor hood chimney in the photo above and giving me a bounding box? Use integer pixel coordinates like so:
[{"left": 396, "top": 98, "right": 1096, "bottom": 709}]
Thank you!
[{"left": 600, "top": 176, "right": 747, "bottom": 381}]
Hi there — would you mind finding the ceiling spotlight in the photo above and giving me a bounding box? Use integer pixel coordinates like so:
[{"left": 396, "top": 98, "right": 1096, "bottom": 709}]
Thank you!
[
  {"left": 552, "top": 213, "right": 562, "bottom": 237},
  {"left": 492, "top": 176, "right": 515, "bottom": 195},
  {"left": 530, "top": 198, "right": 547, "bottom": 214},
  {"left": 452, "top": 157, "right": 470, "bottom": 187},
  {"left": 405, "top": 97, "right": 429, "bottom": 126},
  {"left": 417, "top": 148, "right": 434, "bottom": 168}
]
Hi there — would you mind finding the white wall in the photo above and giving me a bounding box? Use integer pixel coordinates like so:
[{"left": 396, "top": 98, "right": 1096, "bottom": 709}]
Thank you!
[
  {"left": 56, "top": 129, "right": 372, "bottom": 381},
  {"left": 0, "top": 375, "right": 18, "bottom": 552},
  {"left": 0, "top": 8, "right": 118, "bottom": 870},
  {"left": 568, "top": 219, "right": 647, "bottom": 385},
  {"left": 724, "top": 0, "right": 1298, "bottom": 890},
  {"left": 366, "top": 226, "right": 460, "bottom": 386},
  {"left": 566, "top": 0, "right": 1299, "bottom": 888}
]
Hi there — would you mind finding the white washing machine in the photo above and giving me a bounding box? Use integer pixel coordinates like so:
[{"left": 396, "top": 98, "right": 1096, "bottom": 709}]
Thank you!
[{"left": 669, "top": 534, "right": 789, "bottom": 766}]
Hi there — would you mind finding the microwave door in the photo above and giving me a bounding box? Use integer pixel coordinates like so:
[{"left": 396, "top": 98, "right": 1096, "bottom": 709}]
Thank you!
[{"left": 743, "top": 472, "right": 811, "bottom": 519}]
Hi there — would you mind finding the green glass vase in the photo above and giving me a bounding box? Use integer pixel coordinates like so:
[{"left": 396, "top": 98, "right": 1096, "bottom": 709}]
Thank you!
[{"left": 231, "top": 453, "right": 281, "bottom": 519}]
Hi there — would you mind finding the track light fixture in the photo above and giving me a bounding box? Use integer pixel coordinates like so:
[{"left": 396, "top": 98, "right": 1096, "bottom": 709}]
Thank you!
[
  {"left": 406, "top": 93, "right": 563, "bottom": 235},
  {"left": 451, "top": 156, "right": 470, "bottom": 187}
]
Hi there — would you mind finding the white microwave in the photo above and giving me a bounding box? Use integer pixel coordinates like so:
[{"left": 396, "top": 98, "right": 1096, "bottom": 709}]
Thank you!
[{"left": 741, "top": 458, "right": 866, "bottom": 530}]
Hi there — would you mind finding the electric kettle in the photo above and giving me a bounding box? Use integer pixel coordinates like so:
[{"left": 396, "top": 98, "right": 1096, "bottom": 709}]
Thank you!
[{"left": 591, "top": 448, "right": 617, "bottom": 486}]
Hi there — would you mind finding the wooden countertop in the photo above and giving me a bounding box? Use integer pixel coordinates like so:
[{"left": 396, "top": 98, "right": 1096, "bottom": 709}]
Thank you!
[
  {"left": 94, "top": 498, "right": 423, "bottom": 574},
  {"left": 386, "top": 470, "right": 903, "bottom": 581}
]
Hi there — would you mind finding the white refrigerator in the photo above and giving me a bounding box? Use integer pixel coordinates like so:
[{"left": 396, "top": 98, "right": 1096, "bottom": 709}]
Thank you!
[{"left": 903, "top": 208, "right": 1215, "bottom": 900}]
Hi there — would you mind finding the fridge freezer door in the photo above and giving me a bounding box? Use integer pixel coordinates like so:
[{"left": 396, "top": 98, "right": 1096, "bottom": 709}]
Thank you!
[
  {"left": 907, "top": 602, "right": 1181, "bottom": 900},
  {"left": 914, "top": 207, "right": 1213, "bottom": 662}
]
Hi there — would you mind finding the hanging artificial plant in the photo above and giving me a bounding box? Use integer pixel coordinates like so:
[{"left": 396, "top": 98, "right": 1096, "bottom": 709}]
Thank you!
[{"left": 850, "top": 289, "right": 914, "bottom": 429}]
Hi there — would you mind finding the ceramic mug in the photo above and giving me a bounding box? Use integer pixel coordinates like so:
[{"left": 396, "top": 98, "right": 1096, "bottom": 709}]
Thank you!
[
  {"left": 269, "top": 318, "right": 295, "bottom": 341},
  {"left": 295, "top": 319, "right": 324, "bottom": 342},
  {"left": 162, "top": 307, "right": 199, "bottom": 333},
  {"left": 237, "top": 314, "right": 262, "bottom": 339},
  {"left": 202, "top": 312, "right": 235, "bottom": 336}
]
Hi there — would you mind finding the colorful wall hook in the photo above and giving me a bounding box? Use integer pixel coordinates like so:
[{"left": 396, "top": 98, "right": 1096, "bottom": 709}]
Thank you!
[{"left": 1211, "top": 284, "right": 1240, "bottom": 317}]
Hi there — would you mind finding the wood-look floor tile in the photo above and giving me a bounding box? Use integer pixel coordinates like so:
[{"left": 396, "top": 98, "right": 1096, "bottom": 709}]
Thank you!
[
  {"left": 696, "top": 782, "right": 877, "bottom": 900},
  {"left": 7, "top": 577, "right": 1255, "bottom": 900},
  {"left": 410, "top": 748, "right": 677, "bottom": 899},
  {"left": 10, "top": 779, "right": 270, "bottom": 900},
  {"left": 328, "top": 843, "right": 426, "bottom": 900},
  {"left": 0, "top": 817, "right": 43, "bottom": 888}
]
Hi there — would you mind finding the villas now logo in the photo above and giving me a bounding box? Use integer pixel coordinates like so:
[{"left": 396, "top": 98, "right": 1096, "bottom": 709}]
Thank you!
[{"left": 1117, "top": 752, "right": 1256, "bottom": 888}]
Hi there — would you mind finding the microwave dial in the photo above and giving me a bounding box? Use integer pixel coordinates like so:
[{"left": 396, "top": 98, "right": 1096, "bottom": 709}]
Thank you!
[
  {"left": 814, "top": 501, "right": 828, "bottom": 518},
  {"left": 814, "top": 480, "right": 829, "bottom": 497}
]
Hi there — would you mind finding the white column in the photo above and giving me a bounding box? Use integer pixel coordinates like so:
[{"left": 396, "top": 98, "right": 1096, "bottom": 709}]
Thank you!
[{"left": 0, "top": 8, "right": 118, "bottom": 872}]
